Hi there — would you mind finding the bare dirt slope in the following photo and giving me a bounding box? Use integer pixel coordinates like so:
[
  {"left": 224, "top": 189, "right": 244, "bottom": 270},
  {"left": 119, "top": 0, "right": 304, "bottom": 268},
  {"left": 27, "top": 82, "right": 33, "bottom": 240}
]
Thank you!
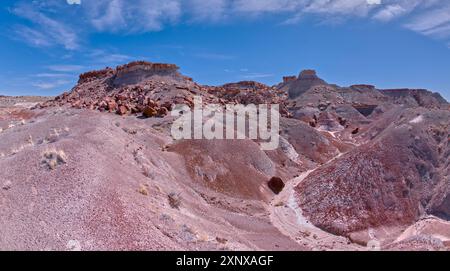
[{"left": 0, "top": 107, "right": 307, "bottom": 250}]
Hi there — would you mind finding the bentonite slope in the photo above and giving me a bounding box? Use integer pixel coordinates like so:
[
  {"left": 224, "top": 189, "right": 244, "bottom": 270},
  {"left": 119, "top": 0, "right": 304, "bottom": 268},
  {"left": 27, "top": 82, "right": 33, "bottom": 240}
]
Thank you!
[{"left": 1, "top": 61, "right": 449, "bottom": 251}]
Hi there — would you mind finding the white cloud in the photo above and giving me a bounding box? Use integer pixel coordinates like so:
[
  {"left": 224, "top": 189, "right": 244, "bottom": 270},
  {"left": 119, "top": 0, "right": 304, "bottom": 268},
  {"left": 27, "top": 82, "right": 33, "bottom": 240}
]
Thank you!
[
  {"left": 85, "top": 0, "right": 181, "bottom": 33},
  {"left": 234, "top": 0, "right": 301, "bottom": 13},
  {"left": 242, "top": 73, "right": 275, "bottom": 79},
  {"left": 35, "top": 73, "right": 72, "bottom": 78},
  {"left": 405, "top": 6, "right": 450, "bottom": 37},
  {"left": 13, "top": 25, "right": 53, "bottom": 48},
  {"left": 47, "top": 65, "right": 85, "bottom": 72},
  {"left": 12, "top": 3, "right": 79, "bottom": 50},
  {"left": 186, "top": 0, "right": 229, "bottom": 22},
  {"left": 373, "top": 4, "right": 407, "bottom": 21},
  {"left": 87, "top": 49, "right": 134, "bottom": 65},
  {"left": 88, "top": 0, "right": 125, "bottom": 32},
  {"left": 32, "top": 80, "right": 71, "bottom": 89},
  {"left": 67, "top": 0, "right": 81, "bottom": 5},
  {"left": 302, "top": 0, "right": 379, "bottom": 16}
]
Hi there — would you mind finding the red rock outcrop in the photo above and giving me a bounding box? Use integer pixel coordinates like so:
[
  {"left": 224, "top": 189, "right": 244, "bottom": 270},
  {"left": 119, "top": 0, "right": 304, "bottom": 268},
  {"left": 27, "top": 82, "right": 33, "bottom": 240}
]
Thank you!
[
  {"left": 40, "top": 61, "right": 208, "bottom": 118},
  {"left": 222, "top": 81, "right": 269, "bottom": 90},
  {"left": 78, "top": 68, "right": 114, "bottom": 84}
]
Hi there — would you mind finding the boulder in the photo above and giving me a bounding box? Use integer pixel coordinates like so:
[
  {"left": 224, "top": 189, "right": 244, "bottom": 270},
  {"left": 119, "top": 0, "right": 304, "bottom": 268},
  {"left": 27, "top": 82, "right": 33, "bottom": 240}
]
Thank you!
[
  {"left": 117, "top": 105, "right": 128, "bottom": 115},
  {"left": 143, "top": 107, "right": 158, "bottom": 118},
  {"left": 268, "top": 177, "right": 285, "bottom": 194},
  {"left": 157, "top": 107, "right": 169, "bottom": 117},
  {"left": 107, "top": 101, "right": 117, "bottom": 112}
]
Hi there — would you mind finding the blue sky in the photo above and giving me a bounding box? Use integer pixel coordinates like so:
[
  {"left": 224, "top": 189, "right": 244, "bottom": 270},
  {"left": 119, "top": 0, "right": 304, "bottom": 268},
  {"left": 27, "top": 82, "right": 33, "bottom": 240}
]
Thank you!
[{"left": 0, "top": 0, "right": 449, "bottom": 101}]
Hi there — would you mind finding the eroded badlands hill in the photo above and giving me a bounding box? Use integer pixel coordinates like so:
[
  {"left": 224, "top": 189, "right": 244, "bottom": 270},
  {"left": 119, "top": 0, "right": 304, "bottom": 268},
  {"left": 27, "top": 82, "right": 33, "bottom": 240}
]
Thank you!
[{"left": 0, "top": 61, "right": 449, "bottom": 251}]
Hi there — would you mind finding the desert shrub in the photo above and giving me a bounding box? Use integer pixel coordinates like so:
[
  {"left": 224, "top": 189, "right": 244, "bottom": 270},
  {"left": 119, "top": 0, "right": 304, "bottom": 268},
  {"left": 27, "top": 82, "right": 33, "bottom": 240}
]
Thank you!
[
  {"left": 168, "top": 192, "right": 181, "bottom": 209},
  {"left": 138, "top": 184, "right": 149, "bottom": 196},
  {"left": 41, "top": 149, "right": 67, "bottom": 170}
]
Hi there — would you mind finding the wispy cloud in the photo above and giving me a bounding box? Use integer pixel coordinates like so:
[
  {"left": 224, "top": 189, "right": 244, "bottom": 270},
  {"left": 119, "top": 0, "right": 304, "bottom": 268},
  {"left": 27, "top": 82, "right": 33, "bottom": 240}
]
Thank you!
[
  {"left": 373, "top": 4, "right": 408, "bottom": 22},
  {"left": 8, "top": 0, "right": 450, "bottom": 50},
  {"left": 32, "top": 80, "right": 71, "bottom": 90},
  {"left": 35, "top": 73, "right": 73, "bottom": 78},
  {"left": 67, "top": 0, "right": 81, "bottom": 5},
  {"left": 87, "top": 49, "right": 134, "bottom": 65},
  {"left": 12, "top": 2, "right": 80, "bottom": 50},
  {"left": 12, "top": 25, "right": 54, "bottom": 48},
  {"left": 242, "top": 73, "right": 274, "bottom": 79},
  {"left": 404, "top": 5, "right": 450, "bottom": 39},
  {"left": 233, "top": 0, "right": 300, "bottom": 13},
  {"left": 47, "top": 65, "right": 85, "bottom": 72},
  {"left": 185, "top": 0, "right": 229, "bottom": 22},
  {"left": 85, "top": 0, "right": 181, "bottom": 33}
]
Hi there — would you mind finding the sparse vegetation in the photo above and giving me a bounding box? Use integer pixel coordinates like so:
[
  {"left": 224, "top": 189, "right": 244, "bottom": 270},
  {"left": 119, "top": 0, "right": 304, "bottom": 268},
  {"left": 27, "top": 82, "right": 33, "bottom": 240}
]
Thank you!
[
  {"left": 27, "top": 135, "right": 34, "bottom": 145},
  {"left": 138, "top": 184, "right": 149, "bottom": 196},
  {"left": 46, "top": 128, "right": 60, "bottom": 143},
  {"left": 142, "top": 166, "right": 155, "bottom": 179},
  {"left": 274, "top": 201, "right": 285, "bottom": 207},
  {"left": 41, "top": 149, "right": 67, "bottom": 170},
  {"left": 180, "top": 224, "right": 197, "bottom": 242},
  {"left": 197, "top": 232, "right": 210, "bottom": 242},
  {"left": 123, "top": 127, "right": 137, "bottom": 135},
  {"left": 2, "top": 181, "right": 12, "bottom": 190},
  {"left": 216, "top": 237, "right": 228, "bottom": 244},
  {"left": 168, "top": 192, "right": 181, "bottom": 209}
]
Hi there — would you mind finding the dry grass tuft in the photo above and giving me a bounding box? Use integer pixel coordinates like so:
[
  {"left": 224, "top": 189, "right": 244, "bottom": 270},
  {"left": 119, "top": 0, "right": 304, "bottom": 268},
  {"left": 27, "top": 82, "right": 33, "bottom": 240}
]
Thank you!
[
  {"left": 27, "top": 135, "right": 34, "bottom": 145},
  {"left": 41, "top": 149, "right": 67, "bottom": 170},
  {"left": 138, "top": 184, "right": 149, "bottom": 196}
]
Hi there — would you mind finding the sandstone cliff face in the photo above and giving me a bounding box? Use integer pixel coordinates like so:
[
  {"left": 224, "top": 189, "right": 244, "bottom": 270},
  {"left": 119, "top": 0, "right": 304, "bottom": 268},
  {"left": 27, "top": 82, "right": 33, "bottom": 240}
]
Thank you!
[{"left": 113, "top": 61, "right": 181, "bottom": 86}]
